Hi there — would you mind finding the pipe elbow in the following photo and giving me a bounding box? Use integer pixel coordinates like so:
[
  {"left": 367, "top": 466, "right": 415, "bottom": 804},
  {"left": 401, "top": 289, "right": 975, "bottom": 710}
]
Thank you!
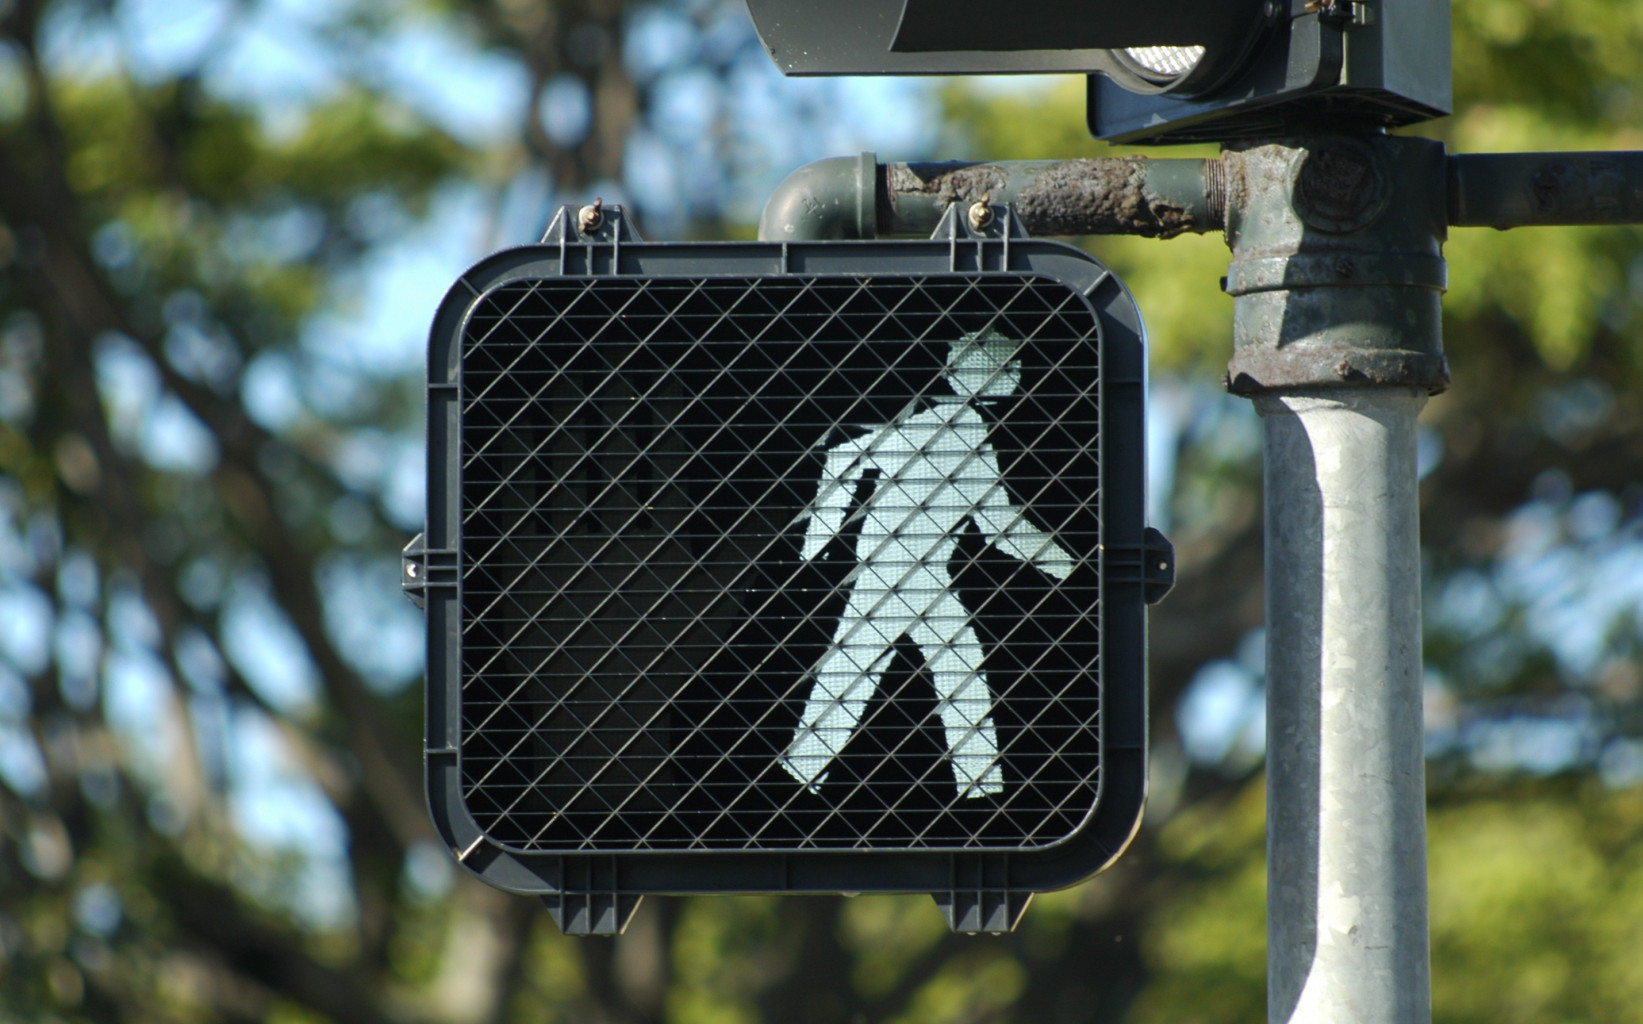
[{"left": 758, "top": 152, "right": 878, "bottom": 242}]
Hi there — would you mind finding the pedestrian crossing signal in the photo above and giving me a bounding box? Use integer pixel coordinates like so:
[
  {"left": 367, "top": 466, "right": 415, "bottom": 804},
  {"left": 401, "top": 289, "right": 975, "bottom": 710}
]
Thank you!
[
  {"left": 782, "top": 328, "right": 1076, "bottom": 801},
  {"left": 407, "top": 205, "right": 1172, "bottom": 934}
]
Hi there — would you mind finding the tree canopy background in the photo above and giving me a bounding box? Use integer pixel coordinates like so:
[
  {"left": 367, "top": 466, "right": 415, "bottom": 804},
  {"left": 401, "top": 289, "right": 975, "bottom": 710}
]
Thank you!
[{"left": 3, "top": 1, "right": 1642, "bottom": 1022}]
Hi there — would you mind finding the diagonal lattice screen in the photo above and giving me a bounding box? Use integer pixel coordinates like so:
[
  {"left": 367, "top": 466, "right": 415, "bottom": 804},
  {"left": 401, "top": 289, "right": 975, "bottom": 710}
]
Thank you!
[{"left": 458, "top": 274, "right": 1104, "bottom": 853}]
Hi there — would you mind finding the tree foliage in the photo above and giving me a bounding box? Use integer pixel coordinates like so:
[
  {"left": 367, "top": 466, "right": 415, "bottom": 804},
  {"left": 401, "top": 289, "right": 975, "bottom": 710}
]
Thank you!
[{"left": 3, "top": 0, "right": 1642, "bottom": 1022}]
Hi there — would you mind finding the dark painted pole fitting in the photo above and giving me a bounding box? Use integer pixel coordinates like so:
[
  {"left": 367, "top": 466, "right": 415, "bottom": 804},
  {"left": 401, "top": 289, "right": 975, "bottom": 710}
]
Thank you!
[
  {"left": 1223, "top": 136, "right": 1451, "bottom": 396},
  {"left": 758, "top": 152, "right": 881, "bottom": 241},
  {"left": 758, "top": 152, "right": 1224, "bottom": 241}
]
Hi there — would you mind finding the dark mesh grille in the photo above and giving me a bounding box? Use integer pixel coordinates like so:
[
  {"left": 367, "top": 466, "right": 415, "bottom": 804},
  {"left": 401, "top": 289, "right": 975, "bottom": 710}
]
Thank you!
[{"left": 459, "top": 274, "right": 1104, "bottom": 852}]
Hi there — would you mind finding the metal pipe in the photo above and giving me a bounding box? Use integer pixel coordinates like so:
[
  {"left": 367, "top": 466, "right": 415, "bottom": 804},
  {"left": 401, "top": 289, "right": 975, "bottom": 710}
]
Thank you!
[
  {"left": 757, "top": 148, "right": 1643, "bottom": 239},
  {"left": 881, "top": 157, "right": 1223, "bottom": 238},
  {"left": 1258, "top": 389, "right": 1432, "bottom": 1024},
  {"left": 1448, "top": 151, "right": 1643, "bottom": 228},
  {"left": 758, "top": 152, "right": 1223, "bottom": 241}
]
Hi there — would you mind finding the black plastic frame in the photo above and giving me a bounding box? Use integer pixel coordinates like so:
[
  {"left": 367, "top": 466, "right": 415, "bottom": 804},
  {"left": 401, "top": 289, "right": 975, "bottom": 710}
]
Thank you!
[{"left": 419, "top": 211, "right": 1156, "bottom": 905}]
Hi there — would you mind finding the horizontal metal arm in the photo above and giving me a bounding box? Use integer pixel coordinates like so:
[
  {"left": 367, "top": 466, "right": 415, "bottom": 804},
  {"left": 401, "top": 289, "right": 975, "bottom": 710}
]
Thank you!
[
  {"left": 1447, "top": 151, "right": 1643, "bottom": 229},
  {"left": 758, "top": 148, "right": 1643, "bottom": 243},
  {"left": 758, "top": 151, "right": 1225, "bottom": 241}
]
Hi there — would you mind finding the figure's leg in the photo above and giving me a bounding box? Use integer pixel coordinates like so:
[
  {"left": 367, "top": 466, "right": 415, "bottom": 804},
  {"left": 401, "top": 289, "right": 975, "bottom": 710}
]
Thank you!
[
  {"left": 911, "top": 593, "right": 1003, "bottom": 798},
  {"left": 783, "top": 602, "right": 896, "bottom": 793}
]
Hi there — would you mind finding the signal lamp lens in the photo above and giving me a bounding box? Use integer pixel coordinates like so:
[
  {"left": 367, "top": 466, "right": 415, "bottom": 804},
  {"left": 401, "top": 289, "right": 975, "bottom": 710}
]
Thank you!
[
  {"left": 1104, "top": 3, "right": 1282, "bottom": 99},
  {"left": 1121, "top": 45, "right": 1206, "bottom": 82}
]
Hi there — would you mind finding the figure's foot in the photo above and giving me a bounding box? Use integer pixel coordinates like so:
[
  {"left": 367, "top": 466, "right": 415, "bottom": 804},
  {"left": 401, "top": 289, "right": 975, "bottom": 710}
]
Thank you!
[
  {"left": 956, "top": 763, "right": 1004, "bottom": 799},
  {"left": 781, "top": 753, "right": 830, "bottom": 795}
]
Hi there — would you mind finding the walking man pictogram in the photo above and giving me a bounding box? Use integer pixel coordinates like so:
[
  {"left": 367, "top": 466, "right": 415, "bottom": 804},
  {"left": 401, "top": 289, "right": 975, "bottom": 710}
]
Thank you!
[{"left": 782, "top": 329, "right": 1076, "bottom": 799}]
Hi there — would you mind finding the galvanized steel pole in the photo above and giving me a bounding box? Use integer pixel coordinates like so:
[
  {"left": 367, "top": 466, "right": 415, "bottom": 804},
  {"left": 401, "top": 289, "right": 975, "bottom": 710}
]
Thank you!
[
  {"left": 1257, "top": 388, "right": 1431, "bottom": 1023},
  {"left": 1223, "top": 136, "right": 1446, "bottom": 1024}
]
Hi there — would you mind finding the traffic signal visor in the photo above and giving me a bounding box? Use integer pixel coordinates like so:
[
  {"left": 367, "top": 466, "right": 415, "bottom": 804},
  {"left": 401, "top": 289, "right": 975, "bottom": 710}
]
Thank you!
[{"left": 745, "top": 0, "right": 1273, "bottom": 82}]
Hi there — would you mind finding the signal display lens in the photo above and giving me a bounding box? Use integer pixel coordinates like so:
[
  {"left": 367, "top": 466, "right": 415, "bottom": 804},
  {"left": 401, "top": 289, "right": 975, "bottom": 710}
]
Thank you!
[
  {"left": 1121, "top": 45, "right": 1206, "bottom": 81},
  {"left": 457, "top": 274, "right": 1106, "bottom": 854}
]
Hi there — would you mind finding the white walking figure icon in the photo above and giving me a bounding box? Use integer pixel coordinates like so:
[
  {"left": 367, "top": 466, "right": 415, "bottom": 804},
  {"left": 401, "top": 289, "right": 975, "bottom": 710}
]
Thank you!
[{"left": 781, "top": 329, "right": 1076, "bottom": 799}]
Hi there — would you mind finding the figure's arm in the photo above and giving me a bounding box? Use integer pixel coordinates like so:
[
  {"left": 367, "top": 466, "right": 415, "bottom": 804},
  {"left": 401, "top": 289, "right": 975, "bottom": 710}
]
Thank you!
[
  {"left": 967, "top": 444, "right": 1076, "bottom": 581},
  {"left": 798, "top": 441, "right": 866, "bottom": 560}
]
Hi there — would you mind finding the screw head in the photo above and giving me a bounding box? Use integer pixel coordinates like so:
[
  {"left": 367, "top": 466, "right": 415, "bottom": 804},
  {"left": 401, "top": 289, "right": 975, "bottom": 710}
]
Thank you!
[{"left": 578, "top": 198, "right": 605, "bottom": 233}]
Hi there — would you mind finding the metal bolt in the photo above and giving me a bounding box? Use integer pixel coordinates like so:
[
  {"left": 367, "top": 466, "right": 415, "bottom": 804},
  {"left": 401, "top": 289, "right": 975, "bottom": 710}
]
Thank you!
[
  {"left": 968, "top": 195, "right": 994, "bottom": 231},
  {"left": 579, "top": 197, "right": 604, "bottom": 233}
]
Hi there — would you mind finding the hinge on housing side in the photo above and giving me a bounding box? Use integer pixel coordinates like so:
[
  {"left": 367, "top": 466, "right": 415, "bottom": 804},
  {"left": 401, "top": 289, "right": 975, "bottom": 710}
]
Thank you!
[
  {"left": 1142, "top": 526, "right": 1176, "bottom": 606},
  {"left": 1105, "top": 526, "right": 1177, "bottom": 606},
  {"left": 402, "top": 533, "right": 457, "bottom": 609}
]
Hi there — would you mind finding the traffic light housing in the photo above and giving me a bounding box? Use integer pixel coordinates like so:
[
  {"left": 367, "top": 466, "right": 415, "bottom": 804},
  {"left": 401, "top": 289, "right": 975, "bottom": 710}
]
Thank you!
[
  {"left": 745, "top": 0, "right": 1451, "bottom": 144},
  {"left": 406, "top": 206, "right": 1171, "bottom": 933},
  {"left": 1087, "top": 0, "right": 1450, "bottom": 144}
]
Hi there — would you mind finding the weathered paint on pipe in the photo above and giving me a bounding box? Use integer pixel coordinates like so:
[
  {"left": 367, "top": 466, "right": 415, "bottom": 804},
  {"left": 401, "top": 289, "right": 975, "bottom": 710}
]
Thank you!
[
  {"left": 883, "top": 157, "right": 1223, "bottom": 238},
  {"left": 757, "top": 153, "right": 1222, "bottom": 241}
]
